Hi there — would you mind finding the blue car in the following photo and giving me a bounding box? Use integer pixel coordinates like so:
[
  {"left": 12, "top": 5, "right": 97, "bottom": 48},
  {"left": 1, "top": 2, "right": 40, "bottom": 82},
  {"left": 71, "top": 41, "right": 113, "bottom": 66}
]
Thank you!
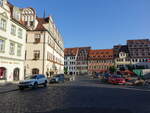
[{"left": 50, "top": 74, "right": 65, "bottom": 83}]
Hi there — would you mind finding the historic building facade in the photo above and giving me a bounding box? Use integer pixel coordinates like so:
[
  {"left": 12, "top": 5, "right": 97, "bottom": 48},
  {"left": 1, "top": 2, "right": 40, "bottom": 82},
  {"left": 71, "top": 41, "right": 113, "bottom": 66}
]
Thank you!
[
  {"left": 64, "top": 47, "right": 90, "bottom": 75},
  {"left": 0, "top": 0, "right": 64, "bottom": 82},
  {"left": 127, "top": 39, "right": 150, "bottom": 69},
  {"left": 65, "top": 39, "right": 150, "bottom": 75},
  {"left": 64, "top": 48, "right": 78, "bottom": 75},
  {"left": 0, "top": 0, "right": 27, "bottom": 82},
  {"left": 88, "top": 49, "right": 114, "bottom": 74},
  {"left": 113, "top": 45, "right": 131, "bottom": 69},
  {"left": 76, "top": 47, "right": 91, "bottom": 75},
  {"left": 113, "top": 39, "right": 150, "bottom": 70},
  {"left": 21, "top": 9, "right": 64, "bottom": 77}
]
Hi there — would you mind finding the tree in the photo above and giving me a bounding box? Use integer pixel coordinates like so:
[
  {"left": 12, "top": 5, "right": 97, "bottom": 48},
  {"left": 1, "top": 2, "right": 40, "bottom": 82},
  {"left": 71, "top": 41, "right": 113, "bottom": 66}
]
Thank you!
[
  {"left": 64, "top": 67, "right": 68, "bottom": 74},
  {"left": 126, "top": 65, "right": 134, "bottom": 71},
  {"left": 109, "top": 66, "right": 116, "bottom": 73}
]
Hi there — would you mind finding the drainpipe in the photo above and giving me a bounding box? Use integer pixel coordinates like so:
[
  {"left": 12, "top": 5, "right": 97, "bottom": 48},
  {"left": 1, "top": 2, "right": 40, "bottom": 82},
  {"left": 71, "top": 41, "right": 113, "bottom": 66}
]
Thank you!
[{"left": 42, "top": 31, "right": 46, "bottom": 75}]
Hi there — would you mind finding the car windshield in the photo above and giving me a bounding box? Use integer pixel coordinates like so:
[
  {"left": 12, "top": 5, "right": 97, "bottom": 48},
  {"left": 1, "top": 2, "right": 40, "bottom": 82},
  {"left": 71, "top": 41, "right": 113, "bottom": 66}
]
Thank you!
[
  {"left": 25, "top": 75, "right": 37, "bottom": 80},
  {"left": 112, "top": 76, "right": 121, "bottom": 78},
  {"left": 54, "top": 75, "right": 60, "bottom": 77}
]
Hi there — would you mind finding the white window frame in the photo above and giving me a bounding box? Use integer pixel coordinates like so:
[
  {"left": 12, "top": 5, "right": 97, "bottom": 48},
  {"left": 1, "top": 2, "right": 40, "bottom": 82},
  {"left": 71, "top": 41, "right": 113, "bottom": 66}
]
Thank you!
[
  {"left": 9, "top": 42, "right": 15, "bottom": 55},
  {"left": 33, "top": 50, "right": 40, "bottom": 60},
  {"left": 17, "top": 44, "right": 22, "bottom": 56},
  {"left": 0, "top": 18, "right": 6, "bottom": 31},
  {"left": 11, "top": 24, "right": 16, "bottom": 36},
  {"left": 18, "top": 28, "right": 23, "bottom": 38},
  {"left": 34, "top": 34, "right": 41, "bottom": 43},
  {"left": 0, "top": 39, "right": 5, "bottom": 52}
]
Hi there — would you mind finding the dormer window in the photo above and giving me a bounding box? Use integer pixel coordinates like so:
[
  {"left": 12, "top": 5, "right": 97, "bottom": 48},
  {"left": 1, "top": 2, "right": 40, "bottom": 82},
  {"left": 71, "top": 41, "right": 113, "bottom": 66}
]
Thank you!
[
  {"left": 0, "top": 0, "right": 3, "bottom": 7},
  {"left": 15, "top": 12, "right": 20, "bottom": 20},
  {"left": 30, "top": 21, "right": 34, "bottom": 26}
]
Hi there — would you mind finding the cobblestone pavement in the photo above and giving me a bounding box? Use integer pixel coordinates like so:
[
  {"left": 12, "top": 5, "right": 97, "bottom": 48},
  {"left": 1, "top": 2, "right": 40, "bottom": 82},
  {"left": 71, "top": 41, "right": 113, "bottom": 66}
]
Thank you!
[
  {"left": 0, "top": 75, "right": 150, "bottom": 113},
  {"left": 0, "top": 83, "right": 18, "bottom": 94}
]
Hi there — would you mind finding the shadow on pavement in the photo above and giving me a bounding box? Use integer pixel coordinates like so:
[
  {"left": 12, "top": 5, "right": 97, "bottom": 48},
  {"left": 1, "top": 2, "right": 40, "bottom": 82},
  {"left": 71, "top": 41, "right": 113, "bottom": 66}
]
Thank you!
[
  {"left": 0, "top": 83, "right": 18, "bottom": 94},
  {"left": 0, "top": 85, "right": 48, "bottom": 95},
  {"left": 29, "top": 107, "right": 133, "bottom": 113},
  {"left": 0, "top": 89, "right": 18, "bottom": 95}
]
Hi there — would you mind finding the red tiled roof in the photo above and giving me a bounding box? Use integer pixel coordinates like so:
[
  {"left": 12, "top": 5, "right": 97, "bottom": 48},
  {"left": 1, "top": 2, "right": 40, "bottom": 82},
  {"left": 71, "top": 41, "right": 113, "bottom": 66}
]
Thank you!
[
  {"left": 88, "top": 49, "right": 114, "bottom": 60},
  {"left": 7, "top": 2, "right": 28, "bottom": 29},
  {"left": 7, "top": 2, "right": 13, "bottom": 16},
  {"left": 64, "top": 48, "right": 79, "bottom": 56},
  {"left": 127, "top": 39, "right": 150, "bottom": 44},
  {"left": 34, "top": 17, "right": 50, "bottom": 31},
  {"left": 65, "top": 47, "right": 91, "bottom": 56},
  {"left": 113, "top": 45, "right": 129, "bottom": 58}
]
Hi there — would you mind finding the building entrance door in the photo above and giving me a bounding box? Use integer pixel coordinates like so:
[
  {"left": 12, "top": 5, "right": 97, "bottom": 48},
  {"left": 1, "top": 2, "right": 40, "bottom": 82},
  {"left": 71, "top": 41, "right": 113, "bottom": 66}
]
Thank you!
[
  {"left": 0, "top": 67, "right": 6, "bottom": 80},
  {"left": 13, "top": 68, "right": 20, "bottom": 81}
]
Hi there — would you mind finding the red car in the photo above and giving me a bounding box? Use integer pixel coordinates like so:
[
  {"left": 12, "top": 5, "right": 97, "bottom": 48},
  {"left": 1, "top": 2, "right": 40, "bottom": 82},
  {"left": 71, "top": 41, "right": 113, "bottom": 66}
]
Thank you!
[{"left": 108, "top": 75, "right": 126, "bottom": 85}]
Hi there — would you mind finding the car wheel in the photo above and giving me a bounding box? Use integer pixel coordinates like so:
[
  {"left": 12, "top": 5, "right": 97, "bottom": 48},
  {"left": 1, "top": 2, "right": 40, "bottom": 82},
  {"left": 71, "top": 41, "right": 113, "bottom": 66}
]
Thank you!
[
  {"left": 19, "top": 86, "right": 24, "bottom": 90},
  {"left": 33, "top": 82, "right": 38, "bottom": 89},
  {"left": 62, "top": 80, "right": 65, "bottom": 83},
  {"left": 44, "top": 81, "right": 47, "bottom": 87}
]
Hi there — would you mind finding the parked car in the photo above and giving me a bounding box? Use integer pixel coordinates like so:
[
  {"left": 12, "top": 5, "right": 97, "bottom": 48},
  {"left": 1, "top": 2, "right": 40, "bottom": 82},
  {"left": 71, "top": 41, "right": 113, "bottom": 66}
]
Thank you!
[
  {"left": 49, "top": 74, "right": 65, "bottom": 83},
  {"left": 69, "top": 75, "right": 75, "bottom": 81},
  {"left": 125, "top": 78, "right": 137, "bottom": 86},
  {"left": 108, "top": 75, "right": 126, "bottom": 85},
  {"left": 18, "top": 74, "right": 48, "bottom": 90}
]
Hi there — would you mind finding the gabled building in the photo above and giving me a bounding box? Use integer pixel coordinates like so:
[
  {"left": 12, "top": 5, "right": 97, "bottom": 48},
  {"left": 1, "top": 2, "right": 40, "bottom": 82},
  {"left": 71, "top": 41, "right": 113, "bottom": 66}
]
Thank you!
[
  {"left": 20, "top": 8, "right": 64, "bottom": 77},
  {"left": 88, "top": 49, "right": 114, "bottom": 74},
  {"left": 76, "top": 47, "right": 91, "bottom": 75},
  {"left": 127, "top": 39, "right": 150, "bottom": 69},
  {"left": 64, "top": 48, "right": 79, "bottom": 75},
  {"left": 113, "top": 45, "right": 131, "bottom": 69},
  {"left": 64, "top": 47, "right": 91, "bottom": 75},
  {"left": 0, "top": 0, "right": 27, "bottom": 82}
]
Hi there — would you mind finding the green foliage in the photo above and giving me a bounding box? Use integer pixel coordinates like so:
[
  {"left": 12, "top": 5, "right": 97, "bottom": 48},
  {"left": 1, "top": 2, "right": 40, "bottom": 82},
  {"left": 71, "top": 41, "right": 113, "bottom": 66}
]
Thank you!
[
  {"left": 109, "top": 66, "right": 116, "bottom": 73},
  {"left": 64, "top": 67, "right": 68, "bottom": 74},
  {"left": 126, "top": 65, "right": 134, "bottom": 71}
]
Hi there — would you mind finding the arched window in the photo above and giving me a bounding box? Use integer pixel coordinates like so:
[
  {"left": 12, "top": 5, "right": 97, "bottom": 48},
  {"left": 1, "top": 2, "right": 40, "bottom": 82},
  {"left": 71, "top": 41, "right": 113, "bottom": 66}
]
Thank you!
[
  {"left": 13, "top": 68, "right": 20, "bottom": 81},
  {"left": 0, "top": 67, "right": 6, "bottom": 80},
  {"left": 32, "top": 68, "right": 39, "bottom": 75}
]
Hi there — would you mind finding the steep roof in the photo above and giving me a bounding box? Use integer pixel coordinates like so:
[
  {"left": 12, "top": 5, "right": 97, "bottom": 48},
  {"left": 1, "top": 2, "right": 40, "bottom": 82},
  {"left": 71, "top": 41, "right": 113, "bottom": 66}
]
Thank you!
[
  {"left": 113, "top": 45, "right": 129, "bottom": 58},
  {"left": 34, "top": 17, "right": 50, "bottom": 31},
  {"left": 7, "top": 2, "right": 28, "bottom": 29},
  {"left": 64, "top": 48, "right": 79, "bottom": 56},
  {"left": 127, "top": 39, "right": 150, "bottom": 44},
  {"left": 88, "top": 49, "right": 114, "bottom": 60}
]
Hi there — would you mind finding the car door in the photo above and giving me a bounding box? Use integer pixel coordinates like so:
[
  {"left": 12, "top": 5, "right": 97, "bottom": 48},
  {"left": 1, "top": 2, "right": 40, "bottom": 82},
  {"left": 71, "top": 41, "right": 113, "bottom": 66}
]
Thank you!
[
  {"left": 37, "top": 75, "right": 43, "bottom": 84},
  {"left": 40, "top": 75, "right": 46, "bottom": 84}
]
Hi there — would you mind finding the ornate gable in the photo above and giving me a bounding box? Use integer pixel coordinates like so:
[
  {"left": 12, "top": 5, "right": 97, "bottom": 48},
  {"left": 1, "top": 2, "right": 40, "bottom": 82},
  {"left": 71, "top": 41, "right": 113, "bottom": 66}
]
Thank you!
[{"left": 0, "top": 12, "right": 9, "bottom": 19}]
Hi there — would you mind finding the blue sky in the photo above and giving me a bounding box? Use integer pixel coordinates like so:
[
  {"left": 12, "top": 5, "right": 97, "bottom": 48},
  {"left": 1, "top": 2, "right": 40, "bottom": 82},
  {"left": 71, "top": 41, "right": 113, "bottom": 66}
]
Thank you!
[{"left": 9, "top": 0, "right": 150, "bottom": 49}]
